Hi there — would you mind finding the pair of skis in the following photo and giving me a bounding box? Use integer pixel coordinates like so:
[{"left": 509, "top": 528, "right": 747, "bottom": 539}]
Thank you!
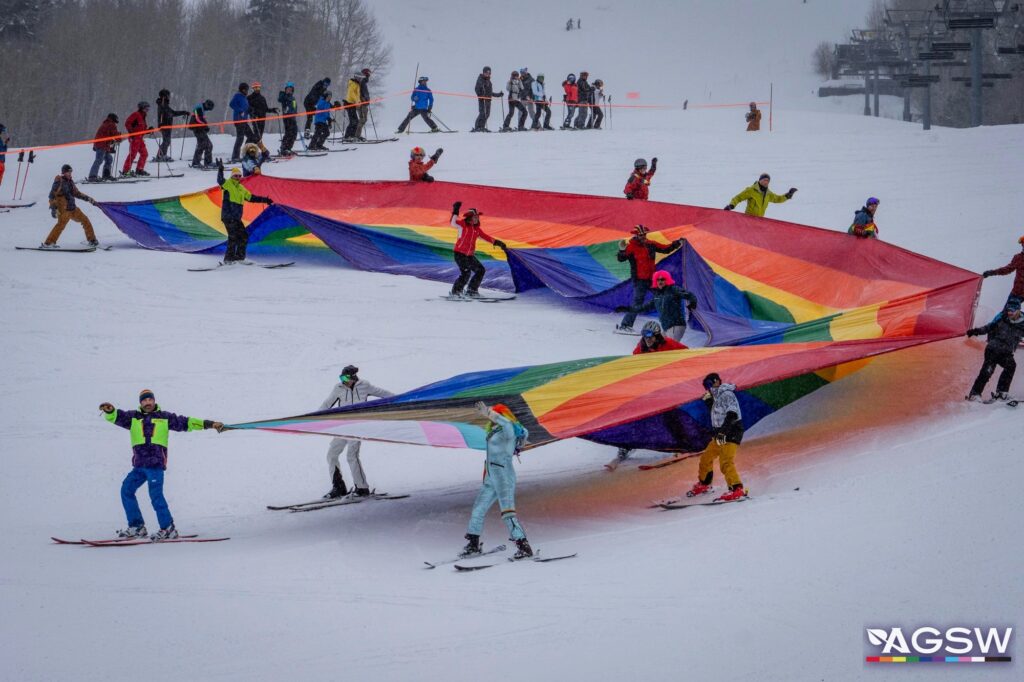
[
  {"left": 188, "top": 261, "right": 295, "bottom": 272},
  {"left": 423, "top": 544, "right": 577, "bottom": 571},
  {"left": 52, "top": 534, "right": 229, "bottom": 546},
  {"left": 267, "top": 492, "right": 410, "bottom": 513},
  {"left": 16, "top": 244, "right": 112, "bottom": 253},
  {"left": 436, "top": 294, "right": 517, "bottom": 303}
]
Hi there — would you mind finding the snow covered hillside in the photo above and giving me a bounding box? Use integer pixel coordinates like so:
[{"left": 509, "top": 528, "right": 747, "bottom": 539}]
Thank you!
[{"left": 2, "top": 3, "right": 1023, "bottom": 680}]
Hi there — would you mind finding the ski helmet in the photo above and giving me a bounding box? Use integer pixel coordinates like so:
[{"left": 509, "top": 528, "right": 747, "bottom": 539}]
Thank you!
[
  {"left": 340, "top": 365, "right": 359, "bottom": 381},
  {"left": 252, "top": 81, "right": 262, "bottom": 89},
  {"left": 239, "top": 82, "right": 249, "bottom": 92},
  {"left": 634, "top": 158, "right": 648, "bottom": 169},
  {"left": 632, "top": 224, "right": 649, "bottom": 236},
  {"left": 203, "top": 99, "right": 215, "bottom": 111},
  {"left": 1005, "top": 299, "right": 1021, "bottom": 313},
  {"left": 567, "top": 73, "right": 576, "bottom": 82},
  {"left": 285, "top": 81, "right": 294, "bottom": 89},
  {"left": 641, "top": 320, "right": 662, "bottom": 337},
  {"left": 702, "top": 373, "right": 721, "bottom": 390},
  {"left": 137, "top": 101, "right": 150, "bottom": 110},
  {"left": 866, "top": 197, "right": 880, "bottom": 206},
  {"left": 106, "top": 113, "right": 118, "bottom": 122},
  {"left": 537, "top": 74, "right": 545, "bottom": 82},
  {"left": 418, "top": 75, "right": 429, "bottom": 82},
  {"left": 411, "top": 146, "right": 426, "bottom": 158},
  {"left": 61, "top": 164, "right": 72, "bottom": 173}
]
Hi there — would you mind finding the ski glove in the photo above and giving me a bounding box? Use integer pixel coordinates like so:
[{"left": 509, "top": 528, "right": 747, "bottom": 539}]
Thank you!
[
  {"left": 452, "top": 201, "right": 462, "bottom": 215},
  {"left": 430, "top": 148, "right": 443, "bottom": 162},
  {"left": 650, "top": 157, "right": 658, "bottom": 172},
  {"left": 474, "top": 401, "right": 489, "bottom": 417},
  {"left": 213, "top": 422, "right": 226, "bottom": 432},
  {"left": 618, "top": 239, "right": 628, "bottom": 250},
  {"left": 724, "top": 204, "right": 735, "bottom": 211},
  {"left": 625, "top": 194, "right": 634, "bottom": 200},
  {"left": 966, "top": 328, "right": 981, "bottom": 337},
  {"left": 786, "top": 188, "right": 797, "bottom": 198},
  {"left": 50, "top": 207, "right": 58, "bottom": 218},
  {"left": 714, "top": 433, "right": 727, "bottom": 446},
  {"left": 99, "top": 402, "right": 114, "bottom": 413},
  {"left": 493, "top": 239, "right": 507, "bottom": 250},
  {"left": 982, "top": 270, "right": 994, "bottom": 278}
]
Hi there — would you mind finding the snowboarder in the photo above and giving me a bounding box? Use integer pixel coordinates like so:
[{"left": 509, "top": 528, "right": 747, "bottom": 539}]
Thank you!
[
  {"left": 965, "top": 299, "right": 1023, "bottom": 402},
  {"left": 277, "top": 83, "right": 299, "bottom": 156},
  {"left": 638, "top": 270, "right": 698, "bottom": 341},
  {"left": 561, "top": 74, "right": 578, "bottom": 129},
  {"left": 121, "top": 101, "right": 151, "bottom": 177},
  {"left": 154, "top": 89, "right": 188, "bottom": 162},
  {"left": 342, "top": 71, "right": 364, "bottom": 141},
  {"left": 449, "top": 201, "right": 507, "bottom": 298},
  {"left": 189, "top": 100, "right": 215, "bottom": 169},
  {"left": 42, "top": 164, "right": 98, "bottom": 248},
  {"left": 408, "top": 146, "right": 442, "bottom": 182},
  {"left": 685, "top": 373, "right": 747, "bottom": 502},
  {"left": 615, "top": 224, "right": 683, "bottom": 332},
  {"left": 849, "top": 197, "right": 880, "bottom": 239},
  {"left": 624, "top": 157, "right": 657, "bottom": 200},
  {"left": 472, "top": 66, "right": 503, "bottom": 132},
  {"left": 230, "top": 82, "right": 258, "bottom": 162},
  {"left": 531, "top": 74, "right": 553, "bottom": 130},
  {"left": 319, "top": 365, "right": 396, "bottom": 498},
  {"left": 725, "top": 173, "right": 797, "bottom": 217},
  {"left": 590, "top": 79, "right": 605, "bottom": 129},
  {"left": 0, "top": 124, "right": 9, "bottom": 186},
  {"left": 981, "top": 235, "right": 1024, "bottom": 309},
  {"left": 99, "top": 389, "right": 223, "bottom": 540},
  {"left": 745, "top": 102, "right": 761, "bottom": 131},
  {"left": 240, "top": 143, "right": 264, "bottom": 177},
  {"left": 356, "top": 68, "right": 372, "bottom": 139},
  {"left": 88, "top": 113, "right": 120, "bottom": 181},
  {"left": 501, "top": 71, "right": 528, "bottom": 131},
  {"left": 396, "top": 76, "right": 439, "bottom": 133},
  {"left": 574, "top": 71, "right": 593, "bottom": 129},
  {"left": 309, "top": 92, "right": 334, "bottom": 150},
  {"left": 460, "top": 401, "right": 533, "bottom": 560},
  {"left": 215, "top": 160, "right": 274, "bottom": 264},
  {"left": 303, "top": 77, "right": 331, "bottom": 135}
]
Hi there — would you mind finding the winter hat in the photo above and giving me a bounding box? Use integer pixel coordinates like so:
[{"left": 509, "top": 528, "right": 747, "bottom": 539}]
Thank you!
[
  {"left": 580, "top": 71, "right": 589, "bottom": 78},
  {"left": 239, "top": 82, "right": 249, "bottom": 92},
  {"left": 759, "top": 173, "right": 771, "bottom": 181},
  {"left": 1007, "top": 299, "right": 1022, "bottom": 312},
  {"left": 285, "top": 81, "right": 294, "bottom": 89},
  {"left": 521, "top": 67, "right": 529, "bottom": 73},
  {"left": 866, "top": 197, "right": 880, "bottom": 206},
  {"left": 203, "top": 99, "right": 215, "bottom": 111},
  {"left": 1018, "top": 235, "right": 1024, "bottom": 246},
  {"left": 230, "top": 167, "right": 242, "bottom": 177},
  {"left": 139, "top": 389, "right": 155, "bottom": 402},
  {"left": 483, "top": 66, "right": 491, "bottom": 73},
  {"left": 411, "top": 146, "right": 426, "bottom": 158},
  {"left": 252, "top": 81, "right": 262, "bottom": 89},
  {"left": 491, "top": 404, "right": 517, "bottom": 421},
  {"left": 537, "top": 74, "right": 545, "bottom": 82},
  {"left": 107, "top": 113, "right": 118, "bottom": 122},
  {"left": 61, "top": 164, "right": 72, "bottom": 173},
  {"left": 362, "top": 68, "right": 371, "bottom": 77},
  {"left": 651, "top": 270, "right": 675, "bottom": 286},
  {"left": 418, "top": 76, "right": 429, "bottom": 82}
]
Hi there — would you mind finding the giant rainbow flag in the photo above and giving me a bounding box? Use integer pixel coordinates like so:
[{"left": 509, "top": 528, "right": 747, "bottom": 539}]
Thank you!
[{"left": 98, "top": 178, "right": 980, "bottom": 452}]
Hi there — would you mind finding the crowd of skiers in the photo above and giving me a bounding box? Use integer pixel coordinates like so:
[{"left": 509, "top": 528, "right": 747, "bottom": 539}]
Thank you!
[{"left": 467, "top": 67, "right": 606, "bottom": 133}]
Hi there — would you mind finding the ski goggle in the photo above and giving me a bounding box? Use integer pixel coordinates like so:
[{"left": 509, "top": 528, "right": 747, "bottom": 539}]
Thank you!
[
  {"left": 642, "top": 329, "right": 656, "bottom": 338},
  {"left": 339, "top": 374, "right": 354, "bottom": 382}
]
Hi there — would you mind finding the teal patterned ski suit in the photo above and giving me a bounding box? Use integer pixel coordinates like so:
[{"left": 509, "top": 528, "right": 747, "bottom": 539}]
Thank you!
[{"left": 467, "top": 414, "right": 529, "bottom": 540}]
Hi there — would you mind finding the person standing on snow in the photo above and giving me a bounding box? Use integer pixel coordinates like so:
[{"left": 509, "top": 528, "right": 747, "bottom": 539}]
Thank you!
[
  {"left": 343, "top": 72, "right": 364, "bottom": 141},
  {"left": 449, "top": 201, "right": 508, "bottom": 298},
  {"left": 561, "top": 73, "right": 578, "bottom": 129},
  {"left": 309, "top": 91, "right": 334, "bottom": 150},
  {"left": 685, "top": 373, "right": 747, "bottom": 502},
  {"left": 531, "top": 74, "right": 553, "bottom": 130},
  {"left": 590, "top": 79, "right": 606, "bottom": 129},
  {"left": 319, "top": 365, "right": 396, "bottom": 499},
  {"left": 396, "top": 76, "right": 440, "bottom": 133},
  {"left": 88, "top": 113, "right": 120, "bottom": 181},
  {"left": 849, "top": 197, "right": 880, "bottom": 239},
  {"left": 246, "top": 82, "right": 277, "bottom": 159},
  {"left": 472, "top": 66, "right": 503, "bottom": 132},
  {"left": 42, "top": 164, "right": 99, "bottom": 248},
  {"left": 982, "top": 235, "right": 1024, "bottom": 309},
  {"left": 356, "top": 68, "right": 372, "bottom": 140},
  {"left": 277, "top": 83, "right": 299, "bottom": 156},
  {"left": 215, "top": 160, "right": 273, "bottom": 264},
  {"left": 725, "top": 173, "right": 797, "bottom": 217},
  {"left": 501, "top": 71, "right": 528, "bottom": 132},
  {"left": 408, "top": 146, "right": 442, "bottom": 182},
  {"left": 154, "top": 89, "right": 188, "bottom": 162},
  {"left": 965, "top": 300, "right": 1023, "bottom": 402},
  {"left": 100, "top": 389, "right": 223, "bottom": 541},
  {"left": 745, "top": 102, "right": 761, "bottom": 131},
  {"left": 574, "top": 71, "right": 593, "bottom": 129},
  {"left": 519, "top": 67, "right": 536, "bottom": 123},
  {"left": 459, "top": 401, "right": 533, "bottom": 560},
  {"left": 0, "top": 124, "right": 8, "bottom": 187},
  {"left": 303, "top": 77, "right": 332, "bottom": 136},
  {"left": 230, "top": 82, "right": 258, "bottom": 162},
  {"left": 121, "top": 101, "right": 152, "bottom": 177},
  {"left": 624, "top": 157, "right": 657, "bottom": 200},
  {"left": 188, "top": 100, "right": 215, "bottom": 169},
  {"left": 615, "top": 224, "right": 682, "bottom": 332},
  {"left": 638, "top": 270, "right": 698, "bottom": 341}
]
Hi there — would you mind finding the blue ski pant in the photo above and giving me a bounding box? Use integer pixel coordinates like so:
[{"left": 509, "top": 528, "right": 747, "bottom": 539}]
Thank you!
[
  {"left": 121, "top": 466, "right": 173, "bottom": 530},
  {"left": 468, "top": 457, "right": 526, "bottom": 540}
]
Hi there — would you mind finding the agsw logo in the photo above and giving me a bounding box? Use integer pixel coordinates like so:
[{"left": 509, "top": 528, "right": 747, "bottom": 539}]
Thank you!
[{"left": 866, "top": 626, "right": 1013, "bottom": 656}]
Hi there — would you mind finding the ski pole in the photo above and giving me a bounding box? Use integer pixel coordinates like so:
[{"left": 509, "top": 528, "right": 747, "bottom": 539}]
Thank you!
[
  {"left": 18, "top": 151, "right": 35, "bottom": 201},
  {"left": 408, "top": 63, "right": 419, "bottom": 136},
  {"left": 369, "top": 106, "right": 379, "bottom": 140},
  {"left": 432, "top": 113, "right": 455, "bottom": 132},
  {"left": 11, "top": 151, "right": 23, "bottom": 200},
  {"left": 179, "top": 116, "right": 188, "bottom": 161},
  {"left": 609, "top": 96, "right": 613, "bottom": 130}
]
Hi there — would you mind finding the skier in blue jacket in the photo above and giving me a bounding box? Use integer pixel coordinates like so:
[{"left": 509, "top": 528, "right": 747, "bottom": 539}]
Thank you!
[
  {"left": 460, "top": 402, "right": 533, "bottom": 559},
  {"left": 396, "top": 76, "right": 440, "bottom": 133},
  {"left": 100, "top": 389, "right": 223, "bottom": 541},
  {"left": 309, "top": 92, "right": 334, "bottom": 150},
  {"left": 229, "top": 82, "right": 258, "bottom": 162}
]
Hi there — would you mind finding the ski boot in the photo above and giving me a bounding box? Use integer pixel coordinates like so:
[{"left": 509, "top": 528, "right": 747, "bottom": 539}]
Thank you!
[
  {"left": 459, "top": 533, "right": 482, "bottom": 558},
  {"left": 716, "top": 485, "right": 748, "bottom": 502},
  {"left": 512, "top": 538, "right": 534, "bottom": 560},
  {"left": 352, "top": 487, "right": 372, "bottom": 497},
  {"left": 499, "top": 126, "right": 512, "bottom": 132},
  {"left": 990, "top": 391, "right": 1009, "bottom": 402},
  {"left": 686, "top": 481, "right": 712, "bottom": 498},
  {"left": 116, "top": 524, "right": 148, "bottom": 538},
  {"left": 615, "top": 323, "right": 634, "bottom": 333},
  {"left": 86, "top": 240, "right": 100, "bottom": 247},
  {"left": 965, "top": 393, "right": 982, "bottom": 402},
  {"left": 323, "top": 470, "right": 348, "bottom": 499},
  {"left": 39, "top": 242, "right": 59, "bottom": 250},
  {"left": 151, "top": 524, "right": 179, "bottom": 541},
  {"left": 448, "top": 288, "right": 465, "bottom": 299},
  {"left": 615, "top": 447, "right": 631, "bottom": 462},
  {"left": 135, "top": 169, "right": 151, "bottom": 177},
  {"left": 87, "top": 175, "right": 100, "bottom": 182},
  {"left": 120, "top": 170, "right": 135, "bottom": 178},
  {"left": 428, "top": 128, "right": 441, "bottom": 133},
  {"left": 465, "top": 290, "right": 482, "bottom": 299}
]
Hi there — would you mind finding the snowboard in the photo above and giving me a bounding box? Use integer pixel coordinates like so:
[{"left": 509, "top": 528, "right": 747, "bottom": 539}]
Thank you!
[
  {"left": 436, "top": 294, "right": 517, "bottom": 303},
  {"left": 188, "top": 261, "right": 295, "bottom": 272}
]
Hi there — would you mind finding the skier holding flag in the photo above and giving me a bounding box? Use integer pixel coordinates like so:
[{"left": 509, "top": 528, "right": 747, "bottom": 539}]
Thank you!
[{"left": 448, "top": 200, "right": 507, "bottom": 298}]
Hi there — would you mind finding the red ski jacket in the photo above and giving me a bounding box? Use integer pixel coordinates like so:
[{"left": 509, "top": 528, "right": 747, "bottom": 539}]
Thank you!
[
  {"left": 125, "top": 110, "right": 149, "bottom": 135},
  {"left": 624, "top": 168, "right": 656, "bottom": 200},
  {"left": 562, "top": 81, "right": 578, "bottom": 103},
  {"left": 617, "top": 236, "right": 680, "bottom": 282},
  {"left": 990, "top": 252, "right": 1024, "bottom": 297},
  {"left": 451, "top": 214, "right": 496, "bottom": 256},
  {"left": 93, "top": 119, "right": 120, "bottom": 152},
  {"left": 408, "top": 158, "right": 436, "bottom": 182},
  {"left": 633, "top": 335, "right": 687, "bottom": 354}
]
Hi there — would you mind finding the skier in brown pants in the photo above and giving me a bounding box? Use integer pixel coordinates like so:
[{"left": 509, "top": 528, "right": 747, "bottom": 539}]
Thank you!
[{"left": 42, "top": 164, "right": 98, "bottom": 248}]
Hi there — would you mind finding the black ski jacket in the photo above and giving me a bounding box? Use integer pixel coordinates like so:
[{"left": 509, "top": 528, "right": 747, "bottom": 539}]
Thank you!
[
  {"left": 971, "top": 314, "right": 1024, "bottom": 355},
  {"left": 156, "top": 96, "right": 187, "bottom": 126}
]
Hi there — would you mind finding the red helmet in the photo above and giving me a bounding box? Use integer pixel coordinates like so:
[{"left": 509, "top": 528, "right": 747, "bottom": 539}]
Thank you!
[
  {"left": 632, "top": 224, "right": 649, "bottom": 236},
  {"left": 1018, "top": 235, "right": 1024, "bottom": 246},
  {"left": 410, "top": 146, "right": 425, "bottom": 158}
]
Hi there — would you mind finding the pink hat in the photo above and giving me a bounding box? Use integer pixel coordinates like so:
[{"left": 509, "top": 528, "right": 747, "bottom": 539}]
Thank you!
[{"left": 651, "top": 270, "right": 675, "bottom": 286}]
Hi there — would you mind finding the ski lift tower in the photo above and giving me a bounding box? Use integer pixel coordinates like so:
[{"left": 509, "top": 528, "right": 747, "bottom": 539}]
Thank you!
[{"left": 885, "top": 7, "right": 954, "bottom": 129}]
